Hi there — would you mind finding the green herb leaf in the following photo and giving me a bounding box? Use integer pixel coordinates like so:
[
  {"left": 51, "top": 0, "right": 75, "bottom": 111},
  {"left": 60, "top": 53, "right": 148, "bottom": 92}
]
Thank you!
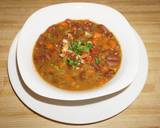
[
  {"left": 67, "top": 58, "right": 80, "bottom": 67},
  {"left": 83, "top": 43, "right": 93, "bottom": 52},
  {"left": 69, "top": 40, "right": 93, "bottom": 55},
  {"left": 94, "top": 56, "right": 100, "bottom": 64},
  {"left": 67, "top": 58, "right": 74, "bottom": 65}
]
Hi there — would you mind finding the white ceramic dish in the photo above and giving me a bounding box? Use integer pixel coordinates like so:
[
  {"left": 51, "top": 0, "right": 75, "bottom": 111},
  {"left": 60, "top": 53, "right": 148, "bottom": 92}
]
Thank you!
[
  {"left": 8, "top": 29, "right": 148, "bottom": 124},
  {"left": 17, "top": 3, "right": 139, "bottom": 100}
]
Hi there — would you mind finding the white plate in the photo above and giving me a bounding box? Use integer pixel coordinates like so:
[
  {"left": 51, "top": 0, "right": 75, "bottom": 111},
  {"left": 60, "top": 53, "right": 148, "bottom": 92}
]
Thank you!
[
  {"left": 17, "top": 3, "right": 139, "bottom": 100},
  {"left": 8, "top": 29, "right": 148, "bottom": 124}
]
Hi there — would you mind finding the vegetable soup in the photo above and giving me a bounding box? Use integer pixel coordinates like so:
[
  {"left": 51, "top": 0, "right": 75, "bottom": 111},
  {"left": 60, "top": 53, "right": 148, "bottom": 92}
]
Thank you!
[{"left": 33, "top": 19, "right": 121, "bottom": 91}]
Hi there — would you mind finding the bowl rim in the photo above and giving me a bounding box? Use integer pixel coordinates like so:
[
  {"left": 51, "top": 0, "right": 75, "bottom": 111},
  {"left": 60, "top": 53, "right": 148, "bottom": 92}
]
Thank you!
[{"left": 16, "top": 2, "right": 139, "bottom": 101}]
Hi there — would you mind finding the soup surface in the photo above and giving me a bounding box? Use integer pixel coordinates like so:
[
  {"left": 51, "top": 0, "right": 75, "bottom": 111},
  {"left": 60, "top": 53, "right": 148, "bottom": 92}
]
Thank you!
[{"left": 33, "top": 19, "right": 121, "bottom": 91}]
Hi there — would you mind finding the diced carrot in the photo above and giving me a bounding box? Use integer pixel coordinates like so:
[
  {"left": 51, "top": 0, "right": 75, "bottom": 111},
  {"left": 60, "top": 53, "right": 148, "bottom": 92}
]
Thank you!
[
  {"left": 46, "top": 43, "right": 53, "bottom": 49},
  {"left": 60, "top": 22, "right": 68, "bottom": 27},
  {"left": 65, "top": 75, "right": 73, "bottom": 81},
  {"left": 102, "top": 66, "right": 109, "bottom": 73},
  {"left": 99, "top": 79, "right": 106, "bottom": 85},
  {"left": 108, "top": 39, "right": 117, "bottom": 49},
  {"left": 104, "top": 44, "right": 109, "bottom": 50},
  {"left": 93, "top": 32, "right": 102, "bottom": 39},
  {"left": 92, "top": 39, "right": 97, "bottom": 45},
  {"left": 48, "top": 67, "right": 54, "bottom": 73}
]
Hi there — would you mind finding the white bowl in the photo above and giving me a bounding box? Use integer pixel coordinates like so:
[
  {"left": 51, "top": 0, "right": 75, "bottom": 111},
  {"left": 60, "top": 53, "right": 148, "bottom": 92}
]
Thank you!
[{"left": 17, "top": 3, "right": 139, "bottom": 100}]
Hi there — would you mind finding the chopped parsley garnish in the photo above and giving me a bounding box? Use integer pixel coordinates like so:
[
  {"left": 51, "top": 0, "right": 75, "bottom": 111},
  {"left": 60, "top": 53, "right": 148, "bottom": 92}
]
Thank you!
[
  {"left": 67, "top": 58, "right": 80, "bottom": 67},
  {"left": 83, "top": 43, "right": 93, "bottom": 52},
  {"left": 94, "top": 56, "right": 100, "bottom": 64},
  {"left": 61, "top": 40, "right": 94, "bottom": 68},
  {"left": 69, "top": 40, "right": 93, "bottom": 55}
]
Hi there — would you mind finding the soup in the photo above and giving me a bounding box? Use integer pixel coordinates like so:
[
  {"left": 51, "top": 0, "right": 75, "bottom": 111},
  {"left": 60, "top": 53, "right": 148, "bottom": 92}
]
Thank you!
[{"left": 33, "top": 19, "right": 121, "bottom": 91}]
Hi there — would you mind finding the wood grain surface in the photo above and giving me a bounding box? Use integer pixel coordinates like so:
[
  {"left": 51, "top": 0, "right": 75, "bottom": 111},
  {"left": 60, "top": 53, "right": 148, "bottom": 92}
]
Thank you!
[{"left": 0, "top": 0, "right": 160, "bottom": 127}]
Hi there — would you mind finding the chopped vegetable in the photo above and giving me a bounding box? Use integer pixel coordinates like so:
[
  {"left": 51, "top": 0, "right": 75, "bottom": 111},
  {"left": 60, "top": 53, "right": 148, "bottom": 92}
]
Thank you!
[
  {"left": 85, "top": 31, "right": 92, "bottom": 38},
  {"left": 60, "top": 22, "right": 68, "bottom": 27},
  {"left": 69, "top": 40, "right": 93, "bottom": 55},
  {"left": 83, "top": 42, "right": 93, "bottom": 52},
  {"left": 94, "top": 32, "right": 101, "bottom": 38},
  {"left": 46, "top": 43, "right": 53, "bottom": 49},
  {"left": 67, "top": 58, "right": 80, "bottom": 67},
  {"left": 94, "top": 56, "right": 100, "bottom": 64}
]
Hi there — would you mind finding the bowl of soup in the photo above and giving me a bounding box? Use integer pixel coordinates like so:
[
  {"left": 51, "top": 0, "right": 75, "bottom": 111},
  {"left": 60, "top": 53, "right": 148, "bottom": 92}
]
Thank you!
[{"left": 17, "top": 3, "right": 139, "bottom": 100}]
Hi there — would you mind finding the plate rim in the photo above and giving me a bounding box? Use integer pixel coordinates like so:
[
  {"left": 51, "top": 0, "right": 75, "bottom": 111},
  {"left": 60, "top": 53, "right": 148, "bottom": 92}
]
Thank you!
[{"left": 7, "top": 29, "right": 148, "bottom": 124}]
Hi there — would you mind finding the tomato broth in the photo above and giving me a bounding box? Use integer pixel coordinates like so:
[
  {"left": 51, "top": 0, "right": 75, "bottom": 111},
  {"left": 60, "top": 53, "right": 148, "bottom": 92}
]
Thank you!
[{"left": 33, "top": 19, "right": 121, "bottom": 91}]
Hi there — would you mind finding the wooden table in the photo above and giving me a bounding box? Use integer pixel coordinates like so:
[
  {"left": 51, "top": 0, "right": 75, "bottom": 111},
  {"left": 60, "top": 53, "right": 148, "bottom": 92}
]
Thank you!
[{"left": 0, "top": 0, "right": 160, "bottom": 127}]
